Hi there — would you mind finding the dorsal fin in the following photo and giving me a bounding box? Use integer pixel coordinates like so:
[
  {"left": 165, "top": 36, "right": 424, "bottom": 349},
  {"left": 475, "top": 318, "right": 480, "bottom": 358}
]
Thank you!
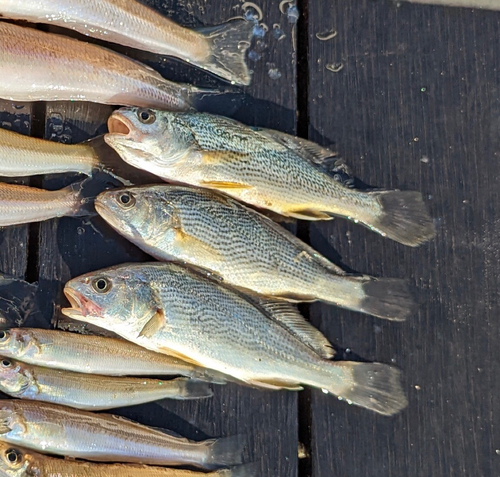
[{"left": 250, "top": 297, "right": 335, "bottom": 359}]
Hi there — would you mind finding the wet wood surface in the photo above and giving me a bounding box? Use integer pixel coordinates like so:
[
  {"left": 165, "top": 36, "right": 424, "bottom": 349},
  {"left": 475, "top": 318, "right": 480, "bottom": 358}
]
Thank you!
[{"left": 0, "top": 1, "right": 498, "bottom": 476}]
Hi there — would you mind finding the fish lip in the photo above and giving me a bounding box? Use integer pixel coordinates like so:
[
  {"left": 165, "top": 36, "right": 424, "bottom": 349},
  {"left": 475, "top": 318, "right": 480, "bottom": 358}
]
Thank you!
[{"left": 62, "top": 288, "right": 103, "bottom": 319}]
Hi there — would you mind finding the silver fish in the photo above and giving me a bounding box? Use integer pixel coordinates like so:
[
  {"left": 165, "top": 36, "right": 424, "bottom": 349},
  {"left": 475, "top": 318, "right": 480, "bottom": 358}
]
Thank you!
[
  {"left": 96, "top": 185, "right": 415, "bottom": 321},
  {"left": 0, "top": 0, "right": 254, "bottom": 85},
  {"left": 0, "top": 181, "right": 87, "bottom": 226},
  {"left": 0, "top": 400, "right": 244, "bottom": 469},
  {"left": 0, "top": 442, "right": 255, "bottom": 477},
  {"left": 0, "top": 357, "right": 212, "bottom": 410},
  {"left": 0, "top": 328, "right": 226, "bottom": 382},
  {"left": 104, "top": 108, "right": 436, "bottom": 246},
  {"left": 62, "top": 262, "right": 407, "bottom": 415},
  {"left": 0, "top": 22, "right": 205, "bottom": 110}
]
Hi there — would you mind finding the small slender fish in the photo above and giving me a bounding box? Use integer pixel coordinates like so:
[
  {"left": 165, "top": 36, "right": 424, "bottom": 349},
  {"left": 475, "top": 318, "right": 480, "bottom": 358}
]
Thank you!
[
  {"left": 0, "top": 357, "right": 212, "bottom": 410},
  {"left": 0, "top": 400, "right": 244, "bottom": 469},
  {"left": 96, "top": 185, "right": 415, "bottom": 321},
  {"left": 0, "top": 181, "right": 87, "bottom": 226},
  {"left": 63, "top": 262, "right": 408, "bottom": 415},
  {"left": 0, "top": 0, "right": 254, "bottom": 85},
  {"left": 0, "top": 442, "right": 255, "bottom": 477},
  {"left": 0, "top": 328, "right": 226, "bottom": 382},
  {"left": 0, "top": 22, "right": 205, "bottom": 110},
  {"left": 105, "top": 108, "right": 435, "bottom": 246},
  {"left": 0, "top": 442, "right": 256, "bottom": 477}
]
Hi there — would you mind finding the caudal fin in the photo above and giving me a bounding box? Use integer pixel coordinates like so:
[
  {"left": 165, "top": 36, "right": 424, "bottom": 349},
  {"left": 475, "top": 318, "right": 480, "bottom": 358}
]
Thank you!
[
  {"left": 326, "top": 362, "right": 408, "bottom": 416},
  {"left": 203, "top": 434, "right": 246, "bottom": 470},
  {"left": 367, "top": 190, "right": 435, "bottom": 246},
  {"left": 196, "top": 20, "right": 254, "bottom": 85},
  {"left": 360, "top": 278, "right": 416, "bottom": 321},
  {"left": 173, "top": 378, "right": 213, "bottom": 400}
]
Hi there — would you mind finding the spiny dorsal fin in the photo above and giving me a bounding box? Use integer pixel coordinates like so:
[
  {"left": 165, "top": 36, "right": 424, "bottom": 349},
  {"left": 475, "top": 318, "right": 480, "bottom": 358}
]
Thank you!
[{"left": 253, "top": 298, "right": 335, "bottom": 359}]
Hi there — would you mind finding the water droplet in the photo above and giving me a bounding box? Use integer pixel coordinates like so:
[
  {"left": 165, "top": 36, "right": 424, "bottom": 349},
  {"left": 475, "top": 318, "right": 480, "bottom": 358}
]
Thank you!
[
  {"left": 321, "top": 388, "right": 328, "bottom": 394},
  {"left": 415, "top": 385, "right": 421, "bottom": 390},
  {"left": 316, "top": 29, "right": 337, "bottom": 41},
  {"left": 413, "top": 137, "right": 419, "bottom": 142},
  {"left": 248, "top": 50, "right": 261, "bottom": 62},
  {"left": 77, "top": 227, "right": 85, "bottom": 235},
  {"left": 268, "top": 68, "right": 282, "bottom": 80},
  {"left": 496, "top": 449, "right": 500, "bottom": 455},
  {"left": 420, "top": 156, "right": 430, "bottom": 163},
  {"left": 287, "top": 5, "right": 300, "bottom": 24},
  {"left": 420, "top": 87, "right": 427, "bottom": 92},
  {"left": 326, "top": 63, "right": 343, "bottom": 73}
]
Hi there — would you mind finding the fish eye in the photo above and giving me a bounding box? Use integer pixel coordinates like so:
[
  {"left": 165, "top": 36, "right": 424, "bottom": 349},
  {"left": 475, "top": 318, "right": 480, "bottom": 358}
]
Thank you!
[
  {"left": 118, "top": 192, "right": 136, "bottom": 208},
  {"left": 5, "top": 448, "right": 22, "bottom": 465},
  {"left": 0, "top": 331, "right": 8, "bottom": 341},
  {"left": 1, "top": 359, "right": 11, "bottom": 368},
  {"left": 137, "top": 108, "right": 156, "bottom": 125},
  {"left": 91, "top": 278, "right": 112, "bottom": 294}
]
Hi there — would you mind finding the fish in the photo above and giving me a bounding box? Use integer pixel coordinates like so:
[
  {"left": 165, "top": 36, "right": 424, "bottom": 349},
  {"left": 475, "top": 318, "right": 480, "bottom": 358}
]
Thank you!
[
  {"left": 0, "top": 328, "right": 226, "bottom": 382},
  {"left": 0, "top": 442, "right": 255, "bottom": 477},
  {"left": 0, "top": 22, "right": 208, "bottom": 110},
  {"left": 96, "top": 185, "right": 415, "bottom": 321},
  {"left": 0, "top": 181, "right": 88, "bottom": 226},
  {"left": 0, "top": 0, "right": 254, "bottom": 85},
  {"left": 105, "top": 108, "right": 435, "bottom": 246},
  {"left": 0, "top": 400, "right": 244, "bottom": 469},
  {"left": 0, "top": 357, "right": 212, "bottom": 410},
  {"left": 62, "top": 262, "right": 408, "bottom": 415}
]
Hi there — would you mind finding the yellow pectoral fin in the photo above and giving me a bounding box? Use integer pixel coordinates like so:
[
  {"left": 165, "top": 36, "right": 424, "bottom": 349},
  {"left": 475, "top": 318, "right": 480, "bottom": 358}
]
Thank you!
[
  {"left": 245, "top": 377, "right": 304, "bottom": 391},
  {"left": 200, "top": 180, "right": 253, "bottom": 191},
  {"left": 175, "top": 229, "right": 224, "bottom": 264},
  {"left": 139, "top": 309, "right": 165, "bottom": 338}
]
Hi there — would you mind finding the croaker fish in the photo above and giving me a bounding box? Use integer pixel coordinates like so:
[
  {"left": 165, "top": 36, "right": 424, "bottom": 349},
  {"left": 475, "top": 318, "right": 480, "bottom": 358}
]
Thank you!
[
  {"left": 0, "top": 442, "right": 255, "bottom": 477},
  {"left": 63, "top": 262, "right": 408, "bottom": 415},
  {"left": 0, "top": 0, "right": 254, "bottom": 85},
  {"left": 0, "top": 357, "right": 212, "bottom": 410},
  {"left": 96, "top": 185, "right": 415, "bottom": 321},
  {"left": 0, "top": 400, "right": 243, "bottom": 469},
  {"left": 0, "top": 22, "right": 206, "bottom": 110},
  {"left": 0, "top": 181, "right": 87, "bottom": 226},
  {"left": 0, "top": 328, "right": 225, "bottom": 382},
  {"left": 105, "top": 108, "right": 435, "bottom": 246}
]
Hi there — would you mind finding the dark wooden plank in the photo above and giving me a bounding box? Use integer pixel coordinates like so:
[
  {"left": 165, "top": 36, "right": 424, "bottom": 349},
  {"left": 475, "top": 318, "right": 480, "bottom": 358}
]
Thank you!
[
  {"left": 37, "top": 3, "right": 299, "bottom": 476},
  {"left": 306, "top": 1, "right": 499, "bottom": 476},
  {"left": 0, "top": 100, "right": 32, "bottom": 278}
]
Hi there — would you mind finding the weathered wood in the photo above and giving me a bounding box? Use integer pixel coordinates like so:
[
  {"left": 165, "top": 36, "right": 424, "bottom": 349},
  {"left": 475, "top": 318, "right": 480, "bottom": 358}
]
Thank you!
[
  {"left": 37, "top": 3, "right": 299, "bottom": 476},
  {"left": 305, "top": 1, "right": 499, "bottom": 476}
]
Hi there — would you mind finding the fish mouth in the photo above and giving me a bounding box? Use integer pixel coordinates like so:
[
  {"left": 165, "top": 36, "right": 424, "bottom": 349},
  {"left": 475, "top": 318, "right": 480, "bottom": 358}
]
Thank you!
[
  {"left": 62, "top": 288, "right": 102, "bottom": 320},
  {"left": 107, "top": 113, "right": 133, "bottom": 137}
]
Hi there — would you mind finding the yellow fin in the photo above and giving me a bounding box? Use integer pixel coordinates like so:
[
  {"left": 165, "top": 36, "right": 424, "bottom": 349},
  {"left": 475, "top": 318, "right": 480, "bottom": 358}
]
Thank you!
[
  {"left": 175, "top": 229, "right": 224, "bottom": 263},
  {"left": 139, "top": 309, "right": 165, "bottom": 338},
  {"left": 200, "top": 180, "right": 252, "bottom": 190},
  {"left": 246, "top": 377, "right": 303, "bottom": 391},
  {"left": 288, "top": 209, "right": 332, "bottom": 221}
]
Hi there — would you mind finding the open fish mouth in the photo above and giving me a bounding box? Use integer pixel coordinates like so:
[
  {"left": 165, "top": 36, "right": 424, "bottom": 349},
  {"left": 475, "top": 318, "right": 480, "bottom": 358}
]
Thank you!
[
  {"left": 107, "top": 113, "right": 132, "bottom": 137},
  {"left": 62, "top": 288, "right": 102, "bottom": 319}
]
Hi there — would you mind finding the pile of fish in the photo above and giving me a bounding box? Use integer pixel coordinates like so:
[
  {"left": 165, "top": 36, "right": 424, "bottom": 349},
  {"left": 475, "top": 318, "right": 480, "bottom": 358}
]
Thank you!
[{"left": 0, "top": 0, "right": 435, "bottom": 475}]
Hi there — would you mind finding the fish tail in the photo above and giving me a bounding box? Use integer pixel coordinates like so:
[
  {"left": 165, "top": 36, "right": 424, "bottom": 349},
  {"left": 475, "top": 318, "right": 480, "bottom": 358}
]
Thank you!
[
  {"left": 203, "top": 434, "right": 246, "bottom": 469},
  {"left": 364, "top": 190, "right": 435, "bottom": 246},
  {"left": 195, "top": 19, "right": 254, "bottom": 85},
  {"left": 317, "top": 273, "right": 415, "bottom": 321},
  {"left": 171, "top": 378, "right": 213, "bottom": 400},
  {"left": 219, "top": 462, "right": 258, "bottom": 477},
  {"left": 315, "top": 361, "right": 408, "bottom": 415},
  {"left": 62, "top": 180, "right": 94, "bottom": 218}
]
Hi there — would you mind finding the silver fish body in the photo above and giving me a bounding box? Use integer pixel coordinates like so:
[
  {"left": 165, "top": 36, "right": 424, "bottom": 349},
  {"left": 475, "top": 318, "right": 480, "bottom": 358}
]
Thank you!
[
  {"left": 0, "top": 328, "right": 224, "bottom": 381},
  {"left": 96, "top": 185, "right": 415, "bottom": 321},
  {"left": 0, "top": 181, "right": 85, "bottom": 226},
  {"left": 0, "top": 357, "right": 212, "bottom": 410},
  {"left": 63, "top": 262, "right": 408, "bottom": 415},
  {"left": 0, "top": 442, "right": 253, "bottom": 477},
  {"left": 105, "top": 108, "right": 435, "bottom": 246},
  {"left": 0, "top": 22, "right": 198, "bottom": 110},
  {"left": 0, "top": 0, "right": 254, "bottom": 85},
  {"left": 0, "top": 400, "right": 243, "bottom": 469}
]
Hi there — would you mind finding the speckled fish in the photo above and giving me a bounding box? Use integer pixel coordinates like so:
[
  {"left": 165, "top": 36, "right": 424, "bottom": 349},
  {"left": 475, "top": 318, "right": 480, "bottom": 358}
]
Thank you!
[
  {"left": 0, "top": 443, "right": 255, "bottom": 477},
  {"left": 96, "top": 185, "right": 415, "bottom": 321},
  {"left": 0, "top": 400, "right": 243, "bottom": 469},
  {"left": 0, "top": 0, "right": 254, "bottom": 86},
  {"left": 0, "top": 22, "right": 206, "bottom": 110},
  {"left": 105, "top": 108, "right": 435, "bottom": 246},
  {"left": 62, "top": 262, "right": 408, "bottom": 415},
  {"left": 0, "top": 328, "right": 226, "bottom": 382},
  {"left": 0, "top": 181, "right": 87, "bottom": 226},
  {"left": 0, "top": 357, "right": 212, "bottom": 410}
]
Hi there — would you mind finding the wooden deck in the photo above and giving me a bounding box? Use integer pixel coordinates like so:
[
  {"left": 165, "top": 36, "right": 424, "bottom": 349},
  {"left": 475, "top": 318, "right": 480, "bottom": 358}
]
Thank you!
[{"left": 0, "top": 1, "right": 498, "bottom": 475}]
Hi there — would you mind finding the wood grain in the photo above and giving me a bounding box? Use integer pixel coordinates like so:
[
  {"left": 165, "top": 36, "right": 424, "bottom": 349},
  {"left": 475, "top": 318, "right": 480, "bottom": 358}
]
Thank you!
[{"left": 305, "top": 1, "right": 499, "bottom": 476}]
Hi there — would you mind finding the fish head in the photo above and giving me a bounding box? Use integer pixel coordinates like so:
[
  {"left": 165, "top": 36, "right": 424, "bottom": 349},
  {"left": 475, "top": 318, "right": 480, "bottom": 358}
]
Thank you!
[
  {"left": 0, "top": 330, "right": 24, "bottom": 359},
  {"left": 0, "top": 358, "right": 32, "bottom": 396},
  {"left": 62, "top": 265, "right": 162, "bottom": 338},
  {"left": 0, "top": 402, "right": 25, "bottom": 437},
  {"left": 105, "top": 107, "right": 190, "bottom": 175},
  {"left": 95, "top": 186, "right": 178, "bottom": 245},
  {"left": 0, "top": 443, "right": 31, "bottom": 477}
]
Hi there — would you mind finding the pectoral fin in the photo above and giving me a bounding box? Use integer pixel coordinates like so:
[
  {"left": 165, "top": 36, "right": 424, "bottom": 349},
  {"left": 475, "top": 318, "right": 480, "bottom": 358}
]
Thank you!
[
  {"left": 175, "top": 229, "right": 224, "bottom": 263},
  {"left": 139, "top": 309, "right": 165, "bottom": 338}
]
